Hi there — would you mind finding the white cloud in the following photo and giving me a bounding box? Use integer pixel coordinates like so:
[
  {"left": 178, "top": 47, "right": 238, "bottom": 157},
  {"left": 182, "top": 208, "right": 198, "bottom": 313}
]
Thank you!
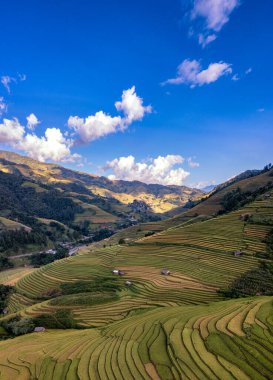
[
  {"left": 0, "top": 117, "right": 79, "bottom": 163},
  {"left": 0, "top": 118, "right": 25, "bottom": 144},
  {"left": 0, "top": 97, "right": 7, "bottom": 116},
  {"left": 190, "top": 0, "right": 240, "bottom": 46},
  {"left": 191, "top": 0, "right": 239, "bottom": 32},
  {"left": 232, "top": 74, "right": 239, "bottom": 81},
  {"left": 198, "top": 33, "right": 217, "bottom": 47},
  {"left": 1, "top": 73, "right": 27, "bottom": 93},
  {"left": 188, "top": 157, "right": 200, "bottom": 168},
  {"left": 68, "top": 86, "right": 152, "bottom": 143},
  {"left": 245, "top": 67, "right": 252, "bottom": 75},
  {"left": 115, "top": 86, "right": 152, "bottom": 125},
  {"left": 18, "top": 73, "right": 27, "bottom": 81},
  {"left": 192, "top": 180, "right": 216, "bottom": 190},
  {"left": 104, "top": 154, "right": 190, "bottom": 186},
  {"left": 68, "top": 112, "right": 122, "bottom": 144},
  {"left": 1, "top": 76, "right": 15, "bottom": 93},
  {"left": 18, "top": 128, "right": 80, "bottom": 163},
  {"left": 162, "top": 59, "right": 232, "bottom": 87},
  {"left": 26, "top": 113, "right": 40, "bottom": 130}
]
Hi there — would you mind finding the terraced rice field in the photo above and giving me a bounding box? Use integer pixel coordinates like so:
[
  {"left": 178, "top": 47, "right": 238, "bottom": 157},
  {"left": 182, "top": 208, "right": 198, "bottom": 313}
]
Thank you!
[
  {"left": 0, "top": 267, "right": 35, "bottom": 286},
  {"left": 0, "top": 296, "right": 272, "bottom": 379},
  {"left": 0, "top": 192, "right": 272, "bottom": 379},
  {"left": 7, "top": 194, "right": 272, "bottom": 324}
]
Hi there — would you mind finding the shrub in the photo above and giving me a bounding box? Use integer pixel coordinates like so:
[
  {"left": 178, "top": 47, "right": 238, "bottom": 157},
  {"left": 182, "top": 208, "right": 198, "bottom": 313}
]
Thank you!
[
  {"left": 0, "top": 284, "right": 14, "bottom": 310},
  {"left": 2, "top": 317, "right": 35, "bottom": 336},
  {"left": 34, "top": 310, "right": 76, "bottom": 329},
  {"left": 0, "top": 256, "right": 13, "bottom": 271}
]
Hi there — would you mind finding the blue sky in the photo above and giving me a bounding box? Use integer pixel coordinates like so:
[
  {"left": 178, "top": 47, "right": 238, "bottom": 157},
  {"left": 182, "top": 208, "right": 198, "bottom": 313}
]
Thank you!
[{"left": 0, "top": 0, "right": 272, "bottom": 188}]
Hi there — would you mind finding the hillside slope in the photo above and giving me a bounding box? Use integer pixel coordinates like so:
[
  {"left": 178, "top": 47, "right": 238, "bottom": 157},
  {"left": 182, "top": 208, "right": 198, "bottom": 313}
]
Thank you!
[
  {"left": 0, "top": 188, "right": 272, "bottom": 379},
  {"left": 0, "top": 150, "right": 202, "bottom": 214},
  {"left": 0, "top": 151, "right": 202, "bottom": 255},
  {"left": 90, "top": 165, "right": 273, "bottom": 248}
]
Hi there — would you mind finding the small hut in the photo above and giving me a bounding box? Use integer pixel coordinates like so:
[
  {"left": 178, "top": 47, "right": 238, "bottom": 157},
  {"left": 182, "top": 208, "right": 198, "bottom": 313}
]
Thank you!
[
  {"left": 161, "top": 268, "right": 171, "bottom": 276},
  {"left": 118, "top": 270, "right": 125, "bottom": 276},
  {"left": 233, "top": 250, "right": 242, "bottom": 257},
  {"left": 240, "top": 213, "right": 251, "bottom": 221},
  {"left": 125, "top": 281, "right": 132, "bottom": 287},
  {"left": 112, "top": 269, "right": 119, "bottom": 275},
  {"left": 34, "top": 327, "right": 46, "bottom": 333}
]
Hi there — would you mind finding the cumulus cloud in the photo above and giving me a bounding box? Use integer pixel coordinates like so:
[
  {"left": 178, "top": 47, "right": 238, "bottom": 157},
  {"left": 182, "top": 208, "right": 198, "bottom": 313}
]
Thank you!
[
  {"left": 189, "top": 0, "right": 240, "bottom": 46},
  {"left": 26, "top": 113, "right": 41, "bottom": 130},
  {"left": 162, "top": 59, "right": 232, "bottom": 87},
  {"left": 115, "top": 86, "right": 152, "bottom": 125},
  {"left": 104, "top": 154, "right": 190, "bottom": 186},
  {"left": 0, "top": 97, "right": 7, "bottom": 116},
  {"left": 68, "top": 86, "right": 151, "bottom": 144},
  {"left": 0, "top": 118, "right": 25, "bottom": 144},
  {"left": 68, "top": 113, "right": 122, "bottom": 144},
  {"left": 0, "top": 117, "right": 79, "bottom": 163}
]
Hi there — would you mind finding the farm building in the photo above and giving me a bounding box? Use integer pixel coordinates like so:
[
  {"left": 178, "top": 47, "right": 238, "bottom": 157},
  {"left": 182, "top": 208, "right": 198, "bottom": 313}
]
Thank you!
[
  {"left": 112, "top": 269, "right": 125, "bottom": 276},
  {"left": 233, "top": 250, "right": 242, "bottom": 257},
  {"left": 161, "top": 268, "right": 171, "bottom": 275},
  {"left": 125, "top": 281, "right": 132, "bottom": 286},
  {"left": 34, "top": 327, "right": 46, "bottom": 333},
  {"left": 240, "top": 213, "right": 251, "bottom": 221}
]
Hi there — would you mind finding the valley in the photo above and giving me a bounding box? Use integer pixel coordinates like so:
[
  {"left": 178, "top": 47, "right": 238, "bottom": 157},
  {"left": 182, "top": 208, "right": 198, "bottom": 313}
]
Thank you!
[{"left": 0, "top": 162, "right": 272, "bottom": 379}]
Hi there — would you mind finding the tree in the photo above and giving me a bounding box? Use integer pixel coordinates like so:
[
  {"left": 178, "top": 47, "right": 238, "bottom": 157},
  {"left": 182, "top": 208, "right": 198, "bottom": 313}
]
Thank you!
[{"left": 6, "top": 317, "right": 35, "bottom": 336}]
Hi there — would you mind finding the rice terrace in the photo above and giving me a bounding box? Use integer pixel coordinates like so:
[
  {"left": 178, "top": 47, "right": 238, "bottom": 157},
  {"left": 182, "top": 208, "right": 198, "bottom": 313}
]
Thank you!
[{"left": 0, "top": 0, "right": 273, "bottom": 379}]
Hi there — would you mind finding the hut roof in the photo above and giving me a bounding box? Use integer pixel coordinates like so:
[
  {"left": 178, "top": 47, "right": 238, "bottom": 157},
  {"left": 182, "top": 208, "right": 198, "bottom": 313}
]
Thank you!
[
  {"left": 161, "top": 268, "right": 170, "bottom": 275},
  {"left": 34, "top": 327, "right": 46, "bottom": 332}
]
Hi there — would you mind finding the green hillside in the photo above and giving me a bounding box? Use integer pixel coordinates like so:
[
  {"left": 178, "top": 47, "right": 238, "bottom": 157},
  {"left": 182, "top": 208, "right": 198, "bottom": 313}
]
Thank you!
[
  {"left": 0, "top": 178, "right": 272, "bottom": 378},
  {"left": 0, "top": 161, "right": 272, "bottom": 379},
  {"left": 0, "top": 151, "right": 202, "bottom": 256}
]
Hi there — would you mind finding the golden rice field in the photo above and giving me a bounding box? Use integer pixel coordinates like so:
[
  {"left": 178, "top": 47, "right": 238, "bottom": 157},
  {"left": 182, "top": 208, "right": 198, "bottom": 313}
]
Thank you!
[
  {"left": 0, "top": 296, "right": 272, "bottom": 379},
  {"left": 0, "top": 191, "right": 272, "bottom": 379}
]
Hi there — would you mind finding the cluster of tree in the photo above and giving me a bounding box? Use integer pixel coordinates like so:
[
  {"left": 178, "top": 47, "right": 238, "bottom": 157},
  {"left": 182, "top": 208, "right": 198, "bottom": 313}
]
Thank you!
[
  {"left": 0, "top": 284, "right": 14, "bottom": 311},
  {"left": 261, "top": 163, "right": 272, "bottom": 173},
  {"left": 60, "top": 277, "right": 121, "bottom": 295},
  {"left": 0, "top": 171, "right": 84, "bottom": 226},
  {"left": 0, "top": 256, "right": 13, "bottom": 271},
  {"left": 219, "top": 261, "right": 273, "bottom": 298},
  {"left": 92, "top": 228, "right": 114, "bottom": 242},
  {"left": 68, "top": 220, "right": 90, "bottom": 237},
  {"left": 33, "top": 310, "right": 76, "bottom": 329},
  {"left": 247, "top": 215, "right": 273, "bottom": 226},
  {"left": 1, "top": 317, "right": 35, "bottom": 337},
  {"left": 220, "top": 182, "right": 273, "bottom": 214},
  {"left": 0, "top": 228, "right": 47, "bottom": 253},
  {"left": 265, "top": 229, "right": 273, "bottom": 258},
  {"left": 29, "top": 246, "right": 69, "bottom": 267}
]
